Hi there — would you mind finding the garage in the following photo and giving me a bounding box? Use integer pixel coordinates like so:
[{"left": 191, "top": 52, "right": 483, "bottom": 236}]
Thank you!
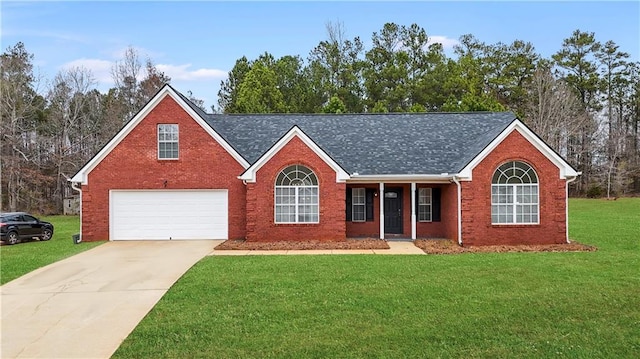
[{"left": 110, "top": 190, "right": 228, "bottom": 240}]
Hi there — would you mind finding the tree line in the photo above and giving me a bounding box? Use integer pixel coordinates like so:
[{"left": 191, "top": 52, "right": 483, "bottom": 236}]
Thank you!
[{"left": 1, "top": 22, "right": 638, "bottom": 214}]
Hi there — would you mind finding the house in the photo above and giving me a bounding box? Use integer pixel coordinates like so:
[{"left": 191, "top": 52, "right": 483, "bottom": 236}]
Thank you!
[{"left": 70, "top": 85, "right": 580, "bottom": 246}]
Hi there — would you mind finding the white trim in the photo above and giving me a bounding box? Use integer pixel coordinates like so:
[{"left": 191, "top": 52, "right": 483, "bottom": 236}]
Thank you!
[
  {"left": 349, "top": 174, "right": 452, "bottom": 183},
  {"left": 565, "top": 175, "right": 579, "bottom": 243},
  {"left": 458, "top": 119, "right": 579, "bottom": 181},
  {"left": 490, "top": 183, "right": 540, "bottom": 225},
  {"left": 71, "top": 182, "right": 82, "bottom": 242},
  {"left": 274, "top": 185, "right": 319, "bottom": 224},
  {"left": 417, "top": 187, "right": 433, "bottom": 222},
  {"left": 452, "top": 176, "right": 463, "bottom": 246},
  {"left": 351, "top": 187, "right": 366, "bottom": 222},
  {"left": 239, "top": 126, "right": 350, "bottom": 183},
  {"left": 157, "top": 124, "right": 179, "bottom": 160},
  {"left": 379, "top": 182, "right": 385, "bottom": 239},
  {"left": 70, "top": 85, "right": 249, "bottom": 185},
  {"left": 411, "top": 182, "right": 416, "bottom": 240}
]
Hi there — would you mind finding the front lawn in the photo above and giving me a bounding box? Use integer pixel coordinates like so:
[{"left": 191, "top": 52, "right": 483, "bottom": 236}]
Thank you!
[
  {"left": 0, "top": 216, "right": 102, "bottom": 285},
  {"left": 113, "top": 198, "right": 640, "bottom": 358}
]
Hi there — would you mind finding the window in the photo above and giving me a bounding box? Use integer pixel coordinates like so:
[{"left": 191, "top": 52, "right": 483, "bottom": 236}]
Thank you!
[
  {"left": 158, "top": 124, "right": 179, "bottom": 159},
  {"left": 418, "top": 188, "right": 432, "bottom": 222},
  {"left": 23, "top": 215, "right": 37, "bottom": 222},
  {"left": 275, "top": 165, "right": 319, "bottom": 223},
  {"left": 352, "top": 188, "right": 366, "bottom": 222},
  {"left": 491, "top": 161, "right": 539, "bottom": 224}
]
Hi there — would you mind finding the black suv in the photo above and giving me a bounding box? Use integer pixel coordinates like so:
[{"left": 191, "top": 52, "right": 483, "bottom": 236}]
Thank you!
[{"left": 0, "top": 212, "right": 54, "bottom": 245}]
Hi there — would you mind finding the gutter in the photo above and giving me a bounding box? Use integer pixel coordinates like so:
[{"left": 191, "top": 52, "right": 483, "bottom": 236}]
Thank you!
[
  {"left": 565, "top": 174, "right": 580, "bottom": 243},
  {"left": 71, "top": 181, "right": 82, "bottom": 242},
  {"left": 452, "top": 176, "right": 463, "bottom": 246},
  {"left": 348, "top": 174, "right": 453, "bottom": 183}
]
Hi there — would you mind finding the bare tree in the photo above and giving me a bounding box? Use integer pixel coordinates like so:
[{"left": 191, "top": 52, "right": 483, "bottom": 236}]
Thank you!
[
  {"left": 0, "top": 42, "right": 46, "bottom": 212},
  {"left": 46, "top": 66, "right": 96, "bottom": 210},
  {"left": 523, "top": 63, "right": 593, "bottom": 194},
  {"left": 111, "top": 46, "right": 143, "bottom": 121}
]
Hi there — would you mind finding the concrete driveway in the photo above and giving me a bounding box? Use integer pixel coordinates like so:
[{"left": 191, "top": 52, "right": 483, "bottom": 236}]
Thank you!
[{"left": 1, "top": 240, "right": 217, "bottom": 359}]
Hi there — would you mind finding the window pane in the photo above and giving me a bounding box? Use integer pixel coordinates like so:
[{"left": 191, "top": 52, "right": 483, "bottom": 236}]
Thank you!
[{"left": 158, "top": 124, "right": 178, "bottom": 159}]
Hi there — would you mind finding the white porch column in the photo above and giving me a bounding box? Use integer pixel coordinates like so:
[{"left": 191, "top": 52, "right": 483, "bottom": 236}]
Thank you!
[
  {"left": 379, "top": 182, "right": 385, "bottom": 239},
  {"left": 411, "top": 182, "right": 416, "bottom": 240}
]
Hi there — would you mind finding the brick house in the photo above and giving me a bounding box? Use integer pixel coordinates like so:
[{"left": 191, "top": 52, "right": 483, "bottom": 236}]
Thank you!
[{"left": 70, "top": 85, "right": 580, "bottom": 245}]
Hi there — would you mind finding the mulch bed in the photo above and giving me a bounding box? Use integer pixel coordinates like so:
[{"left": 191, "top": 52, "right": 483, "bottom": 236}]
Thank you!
[
  {"left": 414, "top": 239, "right": 597, "bottom": 255},
  {"left": 215, "top": 238, "right": 390, "bottom": 250}
]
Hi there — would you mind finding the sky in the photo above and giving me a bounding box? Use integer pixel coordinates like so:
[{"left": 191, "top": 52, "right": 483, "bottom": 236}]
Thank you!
[{"left": 2, "top": 1, "right": 639, "bottom": 110}]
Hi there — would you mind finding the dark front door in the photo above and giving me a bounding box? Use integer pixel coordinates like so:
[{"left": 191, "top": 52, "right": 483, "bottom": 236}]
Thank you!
[{"left": 384, "top": 187, "right": 403, "bottom": 234}]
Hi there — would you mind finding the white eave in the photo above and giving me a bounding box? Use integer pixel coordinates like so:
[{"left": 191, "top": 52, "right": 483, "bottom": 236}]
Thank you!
[
  {"left": 239, "top": 125, "right": 350, "bottom": 183},
  {"left": 347, "top": 174, "right": 455, "bottom": 183},
  {"left": 457, "top": 119, "right": 579, "bottom": 181},
  {"left": 69, "top": 85, "right": 249, "bottom": 185}
]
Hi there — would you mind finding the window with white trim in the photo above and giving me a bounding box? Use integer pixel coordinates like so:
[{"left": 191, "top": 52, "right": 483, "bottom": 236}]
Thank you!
[
  {"left": 491, "top": 161, "right": 539, "bottom": 224},
  {"left": 275, "top": 165, "right": 319, "bottom": 223},
  {"left": 158, "top": 124, "right": 179, "bottom": 159},
  {"left": 352, "top": 188, "right": 366, "bottom": 222},
  {"left": 418, "top": 188, "right": 432, "bottom": 222}
]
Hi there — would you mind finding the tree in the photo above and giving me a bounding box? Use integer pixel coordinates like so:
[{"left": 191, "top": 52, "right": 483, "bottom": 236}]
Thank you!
[
  {"left": 484, "top": 40, "right": 539, "bottom": 116},
  {"left": 322, "top": 94, "right": 346, "bottom": 114},
  {"left": 444, "top": 34, "right": 505, "bottom": 112},
  {"left": 523, "top": 62, "right": 590, "bottom": 159},
  {"left": 274, "top": 55, "right": 313, "bottom": 112},
  {"left": 363, "top": 23, "right": 409, "bottom": 112},
  {"left": 596, "top": 40, "right": 629, "bottom": 197},
  {"left": 552, "top": 30, "right": 602, "bottom": 191},
  {"left": 308, "top": 21, "right": 365, "bottom": 112},
  {"left": 186, "top": 90, "right": 206, "bottom": 112},
  {"left": 45, "top": 66, "right": 97, "bottom": 211},
  {"left": 235, "top": 61, "right": 285, "bottom": 113},
  {"left": 111, "top": 47, "right": 170, "bottom": 122},
  {"left": 218, "top": 56, "right": 251, "bottom": 113},
  {"left": 140, "top": 59, "right": 170, "bottom": 101},
  {"left": 0, "top": 42, "right": 47, "bottom": 212}
]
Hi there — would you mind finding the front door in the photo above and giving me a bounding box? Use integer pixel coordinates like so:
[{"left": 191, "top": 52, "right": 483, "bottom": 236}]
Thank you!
[{"left": 384, "top": 187, "right": 403, "bottom": 234}]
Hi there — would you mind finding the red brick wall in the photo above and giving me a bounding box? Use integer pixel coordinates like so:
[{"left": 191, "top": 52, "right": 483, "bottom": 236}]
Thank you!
[
  {"left": 440, "top": 184, "right": 459, "bottom": 241},
  {"left": 461, "top": 130, "right": 567, "bottom": 245},
  {"left": 346, "top": 184, "right": 380, "bottom": 238},
  {"left": 245, "top": 136, "right": 346, "bottom": 241},
  {"left": 416, "top": 184, "right": 450, "bottom": 239},
  {"left": 81, "top": 95, "right": 246, "bottom": 241}
]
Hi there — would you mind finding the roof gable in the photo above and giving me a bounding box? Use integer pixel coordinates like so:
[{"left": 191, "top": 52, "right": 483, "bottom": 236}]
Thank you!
[
  {"left": 239, "top": 126, "right": 350, "bottom": 183},
  {"left": 70, "top": 85, "right": 249, "bottom": 184},
  {"left": 457, "top": 119, "right": 579, "bottom": 180}
]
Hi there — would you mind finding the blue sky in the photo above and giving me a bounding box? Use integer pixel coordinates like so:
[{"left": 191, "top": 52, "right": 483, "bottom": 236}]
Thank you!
[{"left": 2, "top": 1, "right": 639, "bottom": 109}]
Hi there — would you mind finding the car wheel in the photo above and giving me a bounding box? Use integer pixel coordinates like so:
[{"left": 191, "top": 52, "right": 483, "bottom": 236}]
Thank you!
[
  {"left": 6, "top": 231, "right": 19, "bottom": 245},
  {"left": 41, "top": 228, "right": 53, "bottom": 241}
]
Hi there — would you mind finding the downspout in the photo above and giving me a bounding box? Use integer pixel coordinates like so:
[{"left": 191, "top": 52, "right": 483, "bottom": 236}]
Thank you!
[
  {"left": 71, "top": 181, "right": 82, "bottom": 242},
  {"left": 452, "top": 176, "right": 463, "bottom": 246},
  {"left": 565, "top": 176, "right": 578, "bottom": 243}
]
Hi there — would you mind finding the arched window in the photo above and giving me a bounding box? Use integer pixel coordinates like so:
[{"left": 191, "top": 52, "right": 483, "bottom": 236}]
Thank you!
[
  {"left": 491, "top": 161, "right": 539, "bottom": 224},
  {"left": 275, "top": 165, "right": 319, "bottom": 223}
]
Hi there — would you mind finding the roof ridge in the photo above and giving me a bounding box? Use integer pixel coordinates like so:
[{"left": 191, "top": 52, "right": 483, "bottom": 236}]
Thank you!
[{"left": 214, "top": 111, "right": 513, "bottom": 117}]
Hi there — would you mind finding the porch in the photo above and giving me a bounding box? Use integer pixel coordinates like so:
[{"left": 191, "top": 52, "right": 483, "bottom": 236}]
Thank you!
[{"left": 345, "top": 182, "right": 458, "bottom": 241}]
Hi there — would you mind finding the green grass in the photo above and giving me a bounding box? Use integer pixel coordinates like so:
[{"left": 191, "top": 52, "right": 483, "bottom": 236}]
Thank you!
[
  {"left": 113, "top": 198, "right": 640, "bottom": 358},
  {"left": 0, "top": 216, "right": 102, "bottom": 284}
]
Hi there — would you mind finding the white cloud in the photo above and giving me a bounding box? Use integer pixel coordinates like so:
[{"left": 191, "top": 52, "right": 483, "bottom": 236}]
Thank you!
[
  {"left": 427, "top": 35, "right": 460, "bottom": 50},
  {"left": 156, "top": 64, "right": 227, "bottom": 81},
  {"left": 61, "top": 58, "right": 114, "bottom": 84}
]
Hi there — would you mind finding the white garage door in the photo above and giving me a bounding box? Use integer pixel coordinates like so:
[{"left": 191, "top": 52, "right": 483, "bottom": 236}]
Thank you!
[{"left": 110, "top": 190, "right": 228, "bottom": 240}]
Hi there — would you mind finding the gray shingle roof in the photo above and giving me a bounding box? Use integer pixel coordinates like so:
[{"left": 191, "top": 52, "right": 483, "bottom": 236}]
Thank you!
[{"left": 201, "top": 112, "right": 515, "bottom": 175}]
